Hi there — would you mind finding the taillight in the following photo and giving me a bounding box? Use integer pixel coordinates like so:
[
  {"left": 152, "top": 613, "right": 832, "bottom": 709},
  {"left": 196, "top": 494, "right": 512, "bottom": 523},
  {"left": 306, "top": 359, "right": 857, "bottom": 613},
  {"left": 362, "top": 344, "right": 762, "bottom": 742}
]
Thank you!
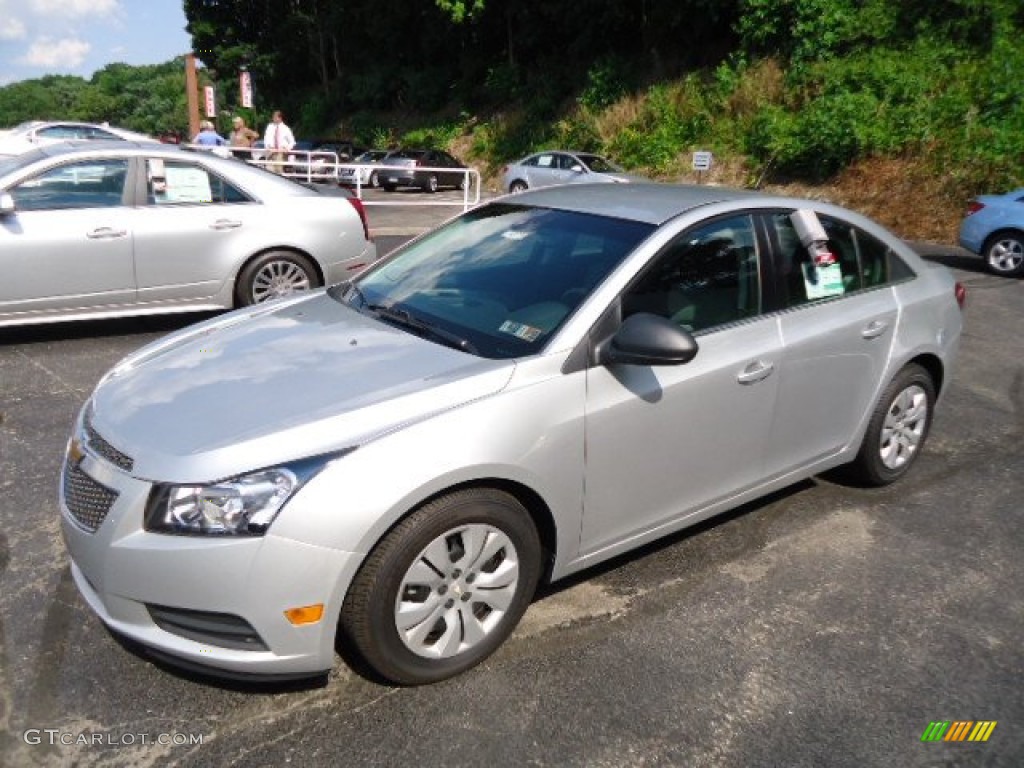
[
  {"left": 966, "top": 200, "right": 985, "bottom": 216},
  {"left": 345, "top": 195, "right": 370, "bottom": 241},
  {"left": 954, "top": 281, "right": 967, "bottom": 310}
]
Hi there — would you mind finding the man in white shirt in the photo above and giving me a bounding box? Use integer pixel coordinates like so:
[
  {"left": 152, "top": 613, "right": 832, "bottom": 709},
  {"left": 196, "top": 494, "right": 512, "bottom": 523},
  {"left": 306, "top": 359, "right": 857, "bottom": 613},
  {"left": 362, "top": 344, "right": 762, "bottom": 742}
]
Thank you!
[{"left": 263, "top": 110, "right": 295, "bottom": 174}]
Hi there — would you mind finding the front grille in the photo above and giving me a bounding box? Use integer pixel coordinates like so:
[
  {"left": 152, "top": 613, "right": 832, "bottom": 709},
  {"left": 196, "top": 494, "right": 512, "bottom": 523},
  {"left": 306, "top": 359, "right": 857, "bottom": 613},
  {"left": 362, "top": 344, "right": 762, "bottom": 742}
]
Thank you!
[
  {"left": 147, "top": 605, "right": 269, "bottom": 651},
  {"left": 84, "top": 413, "right": 134, "bottom": 472},
  {"left": 63, "top": 460, "right": 119, "bottom": 533}
]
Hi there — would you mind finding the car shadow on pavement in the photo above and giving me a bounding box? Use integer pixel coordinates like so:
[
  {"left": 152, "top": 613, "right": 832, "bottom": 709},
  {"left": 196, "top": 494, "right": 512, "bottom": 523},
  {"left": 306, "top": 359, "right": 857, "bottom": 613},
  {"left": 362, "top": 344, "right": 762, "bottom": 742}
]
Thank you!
[
  {"left": 0, "top": 313, "right": 220, "bottom": 346},
  {"left": 907, "top": 241, "right": 985, "bottom": 274}
]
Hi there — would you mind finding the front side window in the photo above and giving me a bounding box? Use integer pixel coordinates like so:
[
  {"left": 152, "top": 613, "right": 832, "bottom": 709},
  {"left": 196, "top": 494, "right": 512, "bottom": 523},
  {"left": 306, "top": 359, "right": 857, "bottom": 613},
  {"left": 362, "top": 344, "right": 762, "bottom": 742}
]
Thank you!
[
  {"left": 146, "top": 159, "right": 249, "bottom": 205},
  {"left": 623, "top": 214, "right": 761, "bottom": 333},
  {"left": 344, "top": 202, "right": 655, "bottom": 358},
  {"left": 10, "top": 158, "right": 129, "bottom": 211}
]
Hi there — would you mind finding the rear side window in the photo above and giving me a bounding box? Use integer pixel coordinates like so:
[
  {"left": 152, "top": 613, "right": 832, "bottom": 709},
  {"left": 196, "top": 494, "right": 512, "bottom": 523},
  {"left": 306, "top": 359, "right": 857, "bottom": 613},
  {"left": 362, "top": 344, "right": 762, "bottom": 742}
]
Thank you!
[
  {"left": 770, "top": 212, "right": 914, "bottom": 308},
  {"left": 146, "top": 159, "right": 249, "bottom": 205}
]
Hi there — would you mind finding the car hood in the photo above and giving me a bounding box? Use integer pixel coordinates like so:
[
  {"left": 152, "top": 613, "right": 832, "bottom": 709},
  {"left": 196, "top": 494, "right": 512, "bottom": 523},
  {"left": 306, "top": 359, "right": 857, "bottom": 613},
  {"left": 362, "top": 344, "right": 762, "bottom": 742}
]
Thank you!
[{"left": 88, "top": 292, "right": 516, "bottom": 482}]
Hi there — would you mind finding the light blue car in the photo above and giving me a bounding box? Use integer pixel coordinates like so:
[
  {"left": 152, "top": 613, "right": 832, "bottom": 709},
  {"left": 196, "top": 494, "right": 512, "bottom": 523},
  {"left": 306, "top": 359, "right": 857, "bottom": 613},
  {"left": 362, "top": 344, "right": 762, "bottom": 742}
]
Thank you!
[{"left": 958, "top": 188, "right": 1024, "bottom": 277}]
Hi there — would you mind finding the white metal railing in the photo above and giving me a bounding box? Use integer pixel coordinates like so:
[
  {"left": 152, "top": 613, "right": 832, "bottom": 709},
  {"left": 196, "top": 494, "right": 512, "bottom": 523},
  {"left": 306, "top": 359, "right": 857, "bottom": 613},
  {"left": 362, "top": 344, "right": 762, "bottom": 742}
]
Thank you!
[{"left": 184, "top": 144, "right": 481, "bottom": 211}]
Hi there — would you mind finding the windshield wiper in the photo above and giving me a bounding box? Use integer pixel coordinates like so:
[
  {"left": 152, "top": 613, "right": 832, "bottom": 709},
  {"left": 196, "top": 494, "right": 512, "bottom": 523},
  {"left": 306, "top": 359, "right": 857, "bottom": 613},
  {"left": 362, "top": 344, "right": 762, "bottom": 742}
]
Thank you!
[{"left": 367, "top": 303, "right": 478, "bottom": 355}]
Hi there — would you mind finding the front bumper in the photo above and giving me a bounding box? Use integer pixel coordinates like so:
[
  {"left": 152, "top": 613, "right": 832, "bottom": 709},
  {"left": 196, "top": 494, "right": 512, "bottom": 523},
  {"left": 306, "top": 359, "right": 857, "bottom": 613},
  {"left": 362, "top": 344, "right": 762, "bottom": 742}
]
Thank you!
[{"left": 59, "top": 428, "right": 363, "bottom": 678}]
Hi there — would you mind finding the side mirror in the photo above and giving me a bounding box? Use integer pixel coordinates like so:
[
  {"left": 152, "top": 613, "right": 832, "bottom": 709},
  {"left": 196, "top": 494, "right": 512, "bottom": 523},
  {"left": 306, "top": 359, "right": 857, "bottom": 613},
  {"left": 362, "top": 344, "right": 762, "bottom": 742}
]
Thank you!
[
  {"left": 601, "top": 313, "right": 699, "bottom": 366},
  {"left": 570, "top": 164, "right": 584, "bottom": 173},
  {"left": 0, "top": 192, "right": 15, "bottom": 216}
]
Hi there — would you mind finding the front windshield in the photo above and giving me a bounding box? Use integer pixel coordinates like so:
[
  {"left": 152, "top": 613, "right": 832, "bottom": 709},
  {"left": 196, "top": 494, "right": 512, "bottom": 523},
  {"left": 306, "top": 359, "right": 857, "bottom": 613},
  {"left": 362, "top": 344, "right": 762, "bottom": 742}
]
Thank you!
[
  {"left": 579, "top": 154, "right": 623, "bottom": 173},
  {"left": 340, "top": 202, "right": 654, "bottom": 359}
]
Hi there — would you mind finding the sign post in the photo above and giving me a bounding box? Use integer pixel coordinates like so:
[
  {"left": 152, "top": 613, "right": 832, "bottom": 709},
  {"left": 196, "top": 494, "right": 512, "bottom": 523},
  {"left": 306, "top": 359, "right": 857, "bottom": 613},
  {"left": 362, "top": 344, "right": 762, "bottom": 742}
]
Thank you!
[{"left": 692, "top": 150, "right": 713, "bottom": 184}]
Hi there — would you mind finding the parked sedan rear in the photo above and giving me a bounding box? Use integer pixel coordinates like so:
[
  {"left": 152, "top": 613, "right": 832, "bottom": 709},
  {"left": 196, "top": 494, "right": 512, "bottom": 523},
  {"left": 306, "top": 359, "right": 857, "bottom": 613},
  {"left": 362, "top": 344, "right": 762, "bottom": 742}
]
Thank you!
[{"left": 379, "top": 149, "right": 469, "bottom": 193}]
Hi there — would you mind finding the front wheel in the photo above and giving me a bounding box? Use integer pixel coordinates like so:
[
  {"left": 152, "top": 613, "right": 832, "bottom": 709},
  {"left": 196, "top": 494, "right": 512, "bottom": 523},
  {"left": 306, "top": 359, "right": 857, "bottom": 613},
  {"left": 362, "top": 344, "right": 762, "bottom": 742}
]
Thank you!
[
  {"left": 339, "top": 488, "right": 542, "bottom": 685},
  {"left": 845, "top": 363, "right": 935, "bottom": 486},
  {"left": 236, "top": 251, "right": 320, "bottom": 306},
  {"left": 983, "top": 230, "right": 1024, "bottom": 277}
]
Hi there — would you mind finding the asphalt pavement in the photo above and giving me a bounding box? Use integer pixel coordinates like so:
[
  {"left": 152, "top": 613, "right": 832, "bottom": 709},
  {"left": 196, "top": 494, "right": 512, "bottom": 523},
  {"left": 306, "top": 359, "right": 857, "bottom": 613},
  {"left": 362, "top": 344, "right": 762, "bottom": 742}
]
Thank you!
[{"left": 0, "top": 202, "right": 1021, "bottom": 767}]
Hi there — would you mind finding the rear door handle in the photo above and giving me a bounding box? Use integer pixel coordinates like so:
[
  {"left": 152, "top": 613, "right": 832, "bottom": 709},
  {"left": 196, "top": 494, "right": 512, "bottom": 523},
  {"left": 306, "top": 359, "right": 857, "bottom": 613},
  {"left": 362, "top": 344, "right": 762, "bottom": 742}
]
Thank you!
[
  {"left": 737, "top": 360, "right": 775, "bottom": 385},
  {"left": 209, "top": 219, "right": 242, "bottom": 230},
  {"left": 86, "top": 227, "right": 128, "bottom": 239},
  {"left": 861, "top": 320, "right": 889, "bottom": 339}
]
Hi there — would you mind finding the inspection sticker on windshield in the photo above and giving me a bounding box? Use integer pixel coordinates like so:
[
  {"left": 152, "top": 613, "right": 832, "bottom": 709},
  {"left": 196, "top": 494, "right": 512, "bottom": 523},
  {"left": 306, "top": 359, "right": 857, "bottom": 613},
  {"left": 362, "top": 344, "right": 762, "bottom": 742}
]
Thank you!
[
  {"left": 499, "top": 320, "right": 542, "bottom": 342},
  {"left": 502, "top": 230, "right": 530, "bottom": 241}
]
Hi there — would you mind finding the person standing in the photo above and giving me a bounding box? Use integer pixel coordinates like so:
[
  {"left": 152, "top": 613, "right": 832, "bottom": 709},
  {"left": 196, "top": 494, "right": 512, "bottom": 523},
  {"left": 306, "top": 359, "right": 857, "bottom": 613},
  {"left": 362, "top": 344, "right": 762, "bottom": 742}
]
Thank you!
[
  {"left": 193, "top": 120, "right": 227, "bottom": 147},
  {"left": 229, "top": 116, "right": 259, "bottom": 160},
  {"left": 263, "top": 110, "right": 295, "bottom": 173}
]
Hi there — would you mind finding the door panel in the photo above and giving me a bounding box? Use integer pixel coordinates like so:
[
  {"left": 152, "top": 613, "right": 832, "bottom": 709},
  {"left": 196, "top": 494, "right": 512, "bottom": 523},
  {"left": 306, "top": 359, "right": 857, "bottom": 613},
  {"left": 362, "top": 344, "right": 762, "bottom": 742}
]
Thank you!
[
  {"left": 131, "top": 158, "right": 257, "bottom": 303},
  {"left": 0, "top": 158, "right": 134, "bottom": 314},
  {"left": 583, "top": 320, "right": 782, "bottom": 554},
  {"left": 582, "top": 212, "right": 778, "bottom": 554}
]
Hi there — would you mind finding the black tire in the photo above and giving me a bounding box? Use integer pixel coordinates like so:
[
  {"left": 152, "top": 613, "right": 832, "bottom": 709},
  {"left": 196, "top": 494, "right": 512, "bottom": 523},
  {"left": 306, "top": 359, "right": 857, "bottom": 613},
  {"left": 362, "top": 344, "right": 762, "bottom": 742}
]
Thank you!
[
  {"left": 982, "top": 230, "right": 1024, "bottom": 277},
  {"left": 339, "top": 488, "right": 542, "bottom": 685},
  {"left": 382, "top": 183, "right": 396, "bottom": 192},
  {"left": 423, "top": 174, "right": 439, "bottom": 194},
  {"left": 510, "top": 180, "right": 528, "bottom": 193},
  {"left": 845, "top": 363, "right": 936, "bottom": 486},
  {"left": 369, "top": 170, "right": 380, "bottom": 188},
  {"left": 456, "top": 174, "right": 467, "bottom": 192},
  {"left": 236, "top": 251, "right": 320, "bottom": 306}
]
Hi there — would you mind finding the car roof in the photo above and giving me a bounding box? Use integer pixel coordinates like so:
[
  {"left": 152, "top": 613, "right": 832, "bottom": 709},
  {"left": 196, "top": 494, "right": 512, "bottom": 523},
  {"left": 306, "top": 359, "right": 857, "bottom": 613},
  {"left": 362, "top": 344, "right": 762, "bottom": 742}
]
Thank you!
[{"left": 509, "top": 182, "right": 760, "bottom": 225}]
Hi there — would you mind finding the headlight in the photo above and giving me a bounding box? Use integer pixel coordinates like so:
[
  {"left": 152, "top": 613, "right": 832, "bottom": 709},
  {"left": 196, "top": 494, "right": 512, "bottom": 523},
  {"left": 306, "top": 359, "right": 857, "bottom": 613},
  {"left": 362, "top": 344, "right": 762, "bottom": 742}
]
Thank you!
[{"left": 146, "top": 469, "right": 297, "bottom": 536}]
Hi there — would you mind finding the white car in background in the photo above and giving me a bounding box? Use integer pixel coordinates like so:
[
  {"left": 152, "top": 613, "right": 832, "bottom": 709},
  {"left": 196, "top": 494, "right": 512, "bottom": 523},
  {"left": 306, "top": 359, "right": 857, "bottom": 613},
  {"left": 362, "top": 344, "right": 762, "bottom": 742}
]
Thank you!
[{"left": 0, "top": 121, "right": 158, "bottom": 157}]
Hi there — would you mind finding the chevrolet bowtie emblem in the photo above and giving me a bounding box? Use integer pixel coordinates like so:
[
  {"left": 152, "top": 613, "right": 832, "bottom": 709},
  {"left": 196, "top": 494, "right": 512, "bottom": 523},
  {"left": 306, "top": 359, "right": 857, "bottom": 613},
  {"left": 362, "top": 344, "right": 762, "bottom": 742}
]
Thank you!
[{"left": 67, "top": 437, "right": 85, "bottom": 467}]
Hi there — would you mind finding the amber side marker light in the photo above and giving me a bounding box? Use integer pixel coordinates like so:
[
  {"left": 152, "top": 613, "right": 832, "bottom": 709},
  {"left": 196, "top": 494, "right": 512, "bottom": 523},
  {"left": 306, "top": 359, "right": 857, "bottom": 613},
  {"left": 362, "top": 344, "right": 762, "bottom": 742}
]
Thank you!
[{"left": 284, "top": 604, "right": 324, "bottom": 625}]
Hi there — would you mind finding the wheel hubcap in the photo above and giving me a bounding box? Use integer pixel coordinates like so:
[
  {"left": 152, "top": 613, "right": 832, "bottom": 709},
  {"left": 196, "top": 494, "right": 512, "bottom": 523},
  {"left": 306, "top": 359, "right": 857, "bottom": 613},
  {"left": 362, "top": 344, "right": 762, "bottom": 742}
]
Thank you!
[
  {"left": 251, "top": 260, "right": 310, "bottom": 302},
  {"left": 988, "top": 239, "right": 1023, "bottom": 272},
  {"left": 879, "top": 384, "right": 928, "bottom": 470},
  {"left": 395, "top": 524, "right": 520, "bottom": 659}
]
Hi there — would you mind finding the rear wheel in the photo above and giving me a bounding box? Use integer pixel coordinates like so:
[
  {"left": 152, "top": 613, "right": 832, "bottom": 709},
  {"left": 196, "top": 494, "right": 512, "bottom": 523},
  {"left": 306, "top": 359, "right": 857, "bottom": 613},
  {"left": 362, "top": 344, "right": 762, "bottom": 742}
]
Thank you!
[
  {"left": 423, "top": 174, "right": 439, "bottom": 194},
  {"left": 510, "top": 180, "right": 527, "bottom": 193},
  {"left": 983, "top": 230, "right": 1024, "bottom": 277},
  {"left": 236, "top": 251, "right": 320, "bottom": 306},
  {"left": 340, "top": 488, "right": 541, "bottom": 685},
  {"left": 845, "top": 364, "right": 935, "bottom": 486},
  {"left": 368, "top": 170, "right": 380, "bottom": 188}
]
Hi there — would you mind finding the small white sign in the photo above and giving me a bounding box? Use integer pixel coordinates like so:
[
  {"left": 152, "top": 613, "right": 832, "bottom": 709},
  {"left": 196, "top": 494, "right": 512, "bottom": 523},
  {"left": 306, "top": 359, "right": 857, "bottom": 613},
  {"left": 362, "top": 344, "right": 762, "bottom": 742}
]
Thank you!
[
  {"left": 204, "top": 85, "right": 216, "bottom": 118},
  {"left": 239, "top": 71, "right": 253, "bottom": 109},
  {"left": 692, "top": 151, "right": 713, "bottom": 171}
]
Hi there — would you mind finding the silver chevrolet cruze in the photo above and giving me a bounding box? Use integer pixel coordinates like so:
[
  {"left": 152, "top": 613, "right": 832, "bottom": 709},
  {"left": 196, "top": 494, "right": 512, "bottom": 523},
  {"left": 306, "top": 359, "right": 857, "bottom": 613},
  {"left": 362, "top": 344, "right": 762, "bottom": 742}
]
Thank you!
[{"left": 60, "top": 184, "right": 964, "bottom": 685}]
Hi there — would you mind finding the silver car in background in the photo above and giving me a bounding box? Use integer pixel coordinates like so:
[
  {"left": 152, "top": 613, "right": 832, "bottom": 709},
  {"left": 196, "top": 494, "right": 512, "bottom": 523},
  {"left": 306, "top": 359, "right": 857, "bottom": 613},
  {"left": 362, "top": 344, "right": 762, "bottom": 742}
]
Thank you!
[
  {"left": 502, "top": 150, "right": 644, "bottom": 193},
  {"left": 0, "top": 143, "right": 376, "bottom": 328},
  {"left": 0, "top": 120, "right": 159, "bottom": 157},
  {"left": 60, "top": 183, "right": 963, "bottom": 686}
]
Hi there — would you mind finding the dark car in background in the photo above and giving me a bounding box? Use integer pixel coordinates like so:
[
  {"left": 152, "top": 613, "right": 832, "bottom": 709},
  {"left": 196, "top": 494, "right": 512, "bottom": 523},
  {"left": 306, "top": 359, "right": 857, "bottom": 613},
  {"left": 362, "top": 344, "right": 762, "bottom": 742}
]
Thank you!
[{"left": 379, "top": 149, "right": 469, "bottom": 193}]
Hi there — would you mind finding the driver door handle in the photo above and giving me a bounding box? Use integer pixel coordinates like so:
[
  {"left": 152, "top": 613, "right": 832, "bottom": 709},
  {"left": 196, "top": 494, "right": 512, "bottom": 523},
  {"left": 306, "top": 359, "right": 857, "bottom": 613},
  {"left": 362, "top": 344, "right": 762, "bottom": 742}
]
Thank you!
[
  {"left": 861, "top": 320, "right": 889, "bottom": 339},
  {"left": 209, "top": 219, "right": 242, "bottom": 230},
  {"left": 737, "top": 360, "right": 775, "bottom": 385},
  {"left": 86, "top": 227, "right": 128, "bottom": 239}
]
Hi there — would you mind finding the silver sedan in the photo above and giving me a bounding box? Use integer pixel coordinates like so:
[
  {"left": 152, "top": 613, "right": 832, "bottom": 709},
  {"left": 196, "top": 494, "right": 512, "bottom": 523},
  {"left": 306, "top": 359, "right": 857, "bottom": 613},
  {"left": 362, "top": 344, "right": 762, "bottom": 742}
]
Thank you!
[
  {"left": 0, "top": 143, "right": 376, "bottom": 328},
  {"left": 502, "top": 150, "right": 644, "bottom": 193},
  {"left": 60, "top": 183, "right": 963, "bottom": 686}
]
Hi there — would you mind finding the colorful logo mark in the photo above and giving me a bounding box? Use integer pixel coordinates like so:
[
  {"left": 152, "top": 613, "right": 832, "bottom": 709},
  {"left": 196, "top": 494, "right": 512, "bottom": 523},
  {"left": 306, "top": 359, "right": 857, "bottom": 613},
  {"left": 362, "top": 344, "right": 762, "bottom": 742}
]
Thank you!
[{"left": 921, "top": 721, "right": 997, "bottom": 743}]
